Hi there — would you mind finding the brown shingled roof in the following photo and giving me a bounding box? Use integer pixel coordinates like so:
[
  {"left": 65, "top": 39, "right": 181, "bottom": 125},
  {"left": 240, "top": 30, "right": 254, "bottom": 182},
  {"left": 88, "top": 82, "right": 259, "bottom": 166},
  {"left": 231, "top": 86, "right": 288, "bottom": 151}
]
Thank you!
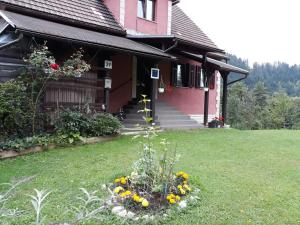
[
  {"left": 0, "top": 10, "right": 173, "bottom": 59},
  {"left": 172, "top": 5, "right": 222, "bottom": 52},
  {"left": 0, "top": 0, "right": 124, "bottom": 34}
]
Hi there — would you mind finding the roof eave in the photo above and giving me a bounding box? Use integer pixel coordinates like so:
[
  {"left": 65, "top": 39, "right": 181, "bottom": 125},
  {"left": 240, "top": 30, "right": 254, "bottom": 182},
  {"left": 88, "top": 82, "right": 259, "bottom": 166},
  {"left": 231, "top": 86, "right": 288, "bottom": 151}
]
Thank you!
[
  {"left": 1, "top": 3, "right": 126, "bottom": 36},
  {"left": 176, "top": 38, "right": 225, "bottom": 53},
  {"left": 17, "top": 28, "right": 173, "bottom": 61}
]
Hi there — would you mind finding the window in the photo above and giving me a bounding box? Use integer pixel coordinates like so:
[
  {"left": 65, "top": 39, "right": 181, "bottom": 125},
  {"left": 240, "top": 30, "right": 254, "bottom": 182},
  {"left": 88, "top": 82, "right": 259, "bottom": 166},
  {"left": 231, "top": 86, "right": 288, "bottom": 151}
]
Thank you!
[
  {"left": 138, "top": 0, "right": 156, "bottom": 21},
  {"left": 195, "top": 66, "right": 205, "bottom": 88},
  {"left": 172, "top": 63, "right": 190, "bottom": 87}
]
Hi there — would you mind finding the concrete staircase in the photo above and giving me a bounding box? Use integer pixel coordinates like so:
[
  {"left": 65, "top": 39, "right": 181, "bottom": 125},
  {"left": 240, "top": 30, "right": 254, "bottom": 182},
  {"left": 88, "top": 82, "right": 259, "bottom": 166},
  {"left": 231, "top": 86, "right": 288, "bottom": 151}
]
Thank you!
[
  {"left": 121, "top": 100, "right": 203, "bottom": 134},
  {"left": 156, "top": 101, "right": 203, "bottom": 129}
]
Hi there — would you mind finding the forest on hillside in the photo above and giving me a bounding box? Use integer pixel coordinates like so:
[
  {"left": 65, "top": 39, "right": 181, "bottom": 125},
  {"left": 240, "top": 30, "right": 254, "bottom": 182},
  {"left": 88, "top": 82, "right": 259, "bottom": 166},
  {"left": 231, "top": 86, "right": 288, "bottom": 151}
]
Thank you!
[
  {"left": 226, "top": 54, "right": 300, "bottom": 130},
  {"left": 228, "top": 54, "right": 300, "bottom": 96}
]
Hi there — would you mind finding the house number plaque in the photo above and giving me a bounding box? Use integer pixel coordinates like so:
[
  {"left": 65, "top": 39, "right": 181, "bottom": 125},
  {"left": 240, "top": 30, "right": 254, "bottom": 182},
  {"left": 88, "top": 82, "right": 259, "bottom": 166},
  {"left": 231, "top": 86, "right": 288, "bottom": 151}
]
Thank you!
[{"left": 104, "top": 60, "right": 112, "bottom": 69}]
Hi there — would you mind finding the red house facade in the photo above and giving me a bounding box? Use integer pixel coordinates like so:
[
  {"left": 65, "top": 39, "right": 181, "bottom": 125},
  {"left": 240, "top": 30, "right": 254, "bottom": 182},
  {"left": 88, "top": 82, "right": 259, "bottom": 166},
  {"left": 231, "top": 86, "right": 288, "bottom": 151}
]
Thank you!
[{"left": 0, "top": 0, "right": 248, "bottom": 130}]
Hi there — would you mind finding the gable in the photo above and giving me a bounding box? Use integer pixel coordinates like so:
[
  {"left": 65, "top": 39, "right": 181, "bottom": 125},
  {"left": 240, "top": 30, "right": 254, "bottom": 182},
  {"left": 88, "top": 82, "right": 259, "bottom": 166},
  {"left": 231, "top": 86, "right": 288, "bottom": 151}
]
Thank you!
[{"left": 0, "top": 0, "right": 124, "bottom": 34}]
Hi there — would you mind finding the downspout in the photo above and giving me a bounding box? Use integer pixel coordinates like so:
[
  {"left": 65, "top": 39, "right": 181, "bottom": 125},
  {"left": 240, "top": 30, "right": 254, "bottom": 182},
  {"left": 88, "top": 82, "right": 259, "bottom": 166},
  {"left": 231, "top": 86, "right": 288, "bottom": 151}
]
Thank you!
[
  {"left": 227, "top": 74, "right": 248, "bottom": 85},
  {"left": 0, "top": 33, "right": 23, "bottom": 50},
  {"left": 222, "top": 72, "right": 248, "bottom": 124}
]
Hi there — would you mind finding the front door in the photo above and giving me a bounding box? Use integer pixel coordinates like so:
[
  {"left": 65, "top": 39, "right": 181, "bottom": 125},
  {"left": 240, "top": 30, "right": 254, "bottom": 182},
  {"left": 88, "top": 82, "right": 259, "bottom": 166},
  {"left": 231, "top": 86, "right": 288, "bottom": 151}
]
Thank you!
[{"left": 136, "top": 58, "right": 152, "bottom": 100}]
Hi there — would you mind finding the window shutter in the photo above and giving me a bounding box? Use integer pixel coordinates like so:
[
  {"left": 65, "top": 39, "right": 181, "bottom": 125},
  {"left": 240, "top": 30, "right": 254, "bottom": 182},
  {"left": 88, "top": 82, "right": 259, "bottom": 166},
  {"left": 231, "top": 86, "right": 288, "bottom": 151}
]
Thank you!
[
  {"left": 209, "top": 73, "right": 215, "bottom": 89},
  {"left": 171, "top": 63, "right": 177, "bottom": 86},
  {"left": 195, "top": 66, "right": 200, "bottom": 88},
  {"left": 189, "top": 65, "right": 195, "bottom": 88},
  {"left": 184, "top": 63, "right": 189, "bottom": 87}
]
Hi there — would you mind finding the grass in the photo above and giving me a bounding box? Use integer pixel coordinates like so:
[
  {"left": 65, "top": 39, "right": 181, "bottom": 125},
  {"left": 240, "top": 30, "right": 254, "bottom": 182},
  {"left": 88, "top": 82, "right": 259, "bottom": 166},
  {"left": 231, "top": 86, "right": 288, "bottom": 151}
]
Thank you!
[{"left": 0, "top": 129, "right": 300, "bottom": 225}]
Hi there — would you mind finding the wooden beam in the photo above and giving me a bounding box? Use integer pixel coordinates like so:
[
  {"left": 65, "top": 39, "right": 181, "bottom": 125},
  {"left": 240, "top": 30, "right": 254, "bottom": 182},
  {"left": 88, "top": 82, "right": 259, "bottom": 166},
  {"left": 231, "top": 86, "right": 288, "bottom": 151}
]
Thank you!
[
  {"left": 150, "top": 78, "right": 157, "bottom": 123},
  {"left": 204, "top": 89, "right": 209, "bottom": 125},
  {"left": 221, "top": 72, "right": 229, "bottom": 123}
]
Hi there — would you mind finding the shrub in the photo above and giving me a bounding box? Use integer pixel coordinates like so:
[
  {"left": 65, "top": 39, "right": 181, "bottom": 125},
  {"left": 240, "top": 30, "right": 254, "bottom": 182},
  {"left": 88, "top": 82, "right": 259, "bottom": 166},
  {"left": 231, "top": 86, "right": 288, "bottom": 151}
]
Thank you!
[
  {"left": 90, "top": 113, "right": 122, "bottom": 136},
  {"left": 0, "top": 135, "right": 53, "bottom": 152},
  {"left": 0, "top": 80, "right": 32, "bottom": 139},
  {"left": 54, "top": 110, "right": 122, "bottom": 138},
  {"left": 55, "top": 110, "right": 91, "bottom": 136}
]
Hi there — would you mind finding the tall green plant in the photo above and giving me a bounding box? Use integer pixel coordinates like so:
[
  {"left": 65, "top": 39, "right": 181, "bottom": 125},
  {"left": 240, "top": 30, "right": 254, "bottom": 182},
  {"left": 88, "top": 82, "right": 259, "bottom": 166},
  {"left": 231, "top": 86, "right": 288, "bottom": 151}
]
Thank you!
[{"left": 131, "top": 95, "right": 179, "bottom": 195}]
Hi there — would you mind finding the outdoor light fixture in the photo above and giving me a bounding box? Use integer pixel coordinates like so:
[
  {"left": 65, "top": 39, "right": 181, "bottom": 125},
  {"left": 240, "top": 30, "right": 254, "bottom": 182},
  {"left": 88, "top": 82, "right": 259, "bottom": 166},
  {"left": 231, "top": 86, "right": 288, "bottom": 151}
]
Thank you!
[{"left": 104, "top": 76, "right": 112, "bottom": 89}]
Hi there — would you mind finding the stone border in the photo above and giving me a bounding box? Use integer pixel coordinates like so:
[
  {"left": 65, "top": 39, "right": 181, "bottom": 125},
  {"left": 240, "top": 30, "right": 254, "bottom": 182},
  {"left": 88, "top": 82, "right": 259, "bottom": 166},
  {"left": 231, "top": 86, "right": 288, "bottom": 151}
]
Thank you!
[{"left": 0, "top": 135, "right": 120, "bottom": 160}]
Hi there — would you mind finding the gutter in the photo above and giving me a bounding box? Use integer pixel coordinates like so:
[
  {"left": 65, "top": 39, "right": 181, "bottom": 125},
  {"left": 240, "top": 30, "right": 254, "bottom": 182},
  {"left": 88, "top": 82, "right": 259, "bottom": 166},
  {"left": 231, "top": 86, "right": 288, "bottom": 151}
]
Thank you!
[
  {"left": 164, "top": 40, "right": 179, "bottom": 52},
  {"left": 227, "top": 74, "right": 249, "bottom": 85},
  {"left": 0, "top": 33, "right": 23, "bottom": 50}
]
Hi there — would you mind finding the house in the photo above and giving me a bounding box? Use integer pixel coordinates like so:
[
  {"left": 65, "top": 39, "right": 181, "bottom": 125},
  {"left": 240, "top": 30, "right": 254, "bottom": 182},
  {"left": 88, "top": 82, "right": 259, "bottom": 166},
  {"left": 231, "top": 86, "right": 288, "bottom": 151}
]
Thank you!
[{"left": 0, "top": 0, "right": 248, "bottom": 129}]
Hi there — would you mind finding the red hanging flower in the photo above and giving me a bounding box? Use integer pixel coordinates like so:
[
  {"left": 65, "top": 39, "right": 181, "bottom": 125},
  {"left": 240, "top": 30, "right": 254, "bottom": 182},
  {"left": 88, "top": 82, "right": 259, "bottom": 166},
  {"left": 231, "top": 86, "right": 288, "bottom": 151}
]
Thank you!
[{"left": 50, "top": 63, "right": 59, "bottom": 70}]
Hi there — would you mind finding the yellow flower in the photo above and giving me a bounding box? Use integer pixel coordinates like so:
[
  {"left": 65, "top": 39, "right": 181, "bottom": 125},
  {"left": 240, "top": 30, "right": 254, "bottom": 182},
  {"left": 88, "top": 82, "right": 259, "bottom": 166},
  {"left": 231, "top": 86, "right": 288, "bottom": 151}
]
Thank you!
[
  {"left": 139, "top": 197, "right": 144, "bottom": 203},
  {"left": 175, "top": 195, "right": 181, "bottom": 201},
  {"left": 114, "top": 186, "right": 123, "bottom": 194},
  {"left": 114, "top": 178, "right": 120, "bottom": 183},
  {"left": 124, "top": 190, "right": 131, "bottom": 196},
  {"left": 183, "top": 184, "right": 191, "bottom": 191},
  {"left": 133, "top": 194, "right": 140, "bottom": 202},
  {"left": 180, "top": 189, "right": 186, "bottom": 195},
  {"left": 177, "top": 185, "right": 183, "bottom": 189},
  {"left": 182, "top": 173, "right": 189, "bottom": 180},
  {"left": 169, "top": 199, "right": 176, "bottom": 204},
  {"left": 120, "top": 178, "right": 127, "bottom": 185},
  {"left": 142, "top": 199, "right": 149, "bottom": 207},
  {"left": 120, "top": 192, "right": 127, "bottom": 198},
  {"left": 176, "top": 171, "right": 184, "bottom": 177},
  {"left": 166, "top": 195, "right": 172, "bottom": 201},
  {"left": 183, "top": 180, "right": 188, "bottom": 184}
]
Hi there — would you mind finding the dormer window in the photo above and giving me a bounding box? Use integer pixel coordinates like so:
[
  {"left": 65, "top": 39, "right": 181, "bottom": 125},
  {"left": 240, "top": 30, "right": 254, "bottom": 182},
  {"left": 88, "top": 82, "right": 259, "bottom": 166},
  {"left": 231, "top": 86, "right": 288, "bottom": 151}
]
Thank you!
[{"left": 138, "top": 0, "right": 156, "bottom": 21}]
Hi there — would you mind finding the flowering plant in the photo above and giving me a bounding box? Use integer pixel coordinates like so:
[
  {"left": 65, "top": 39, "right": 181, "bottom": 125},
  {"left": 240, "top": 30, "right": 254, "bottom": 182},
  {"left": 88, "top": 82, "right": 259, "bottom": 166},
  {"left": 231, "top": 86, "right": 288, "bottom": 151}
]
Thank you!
[
  {"left": 108, "top": 95, "right": 195, "bottom": 220},
  {"left": 209, "top": 116, "right": 224, "bottom": 128}
]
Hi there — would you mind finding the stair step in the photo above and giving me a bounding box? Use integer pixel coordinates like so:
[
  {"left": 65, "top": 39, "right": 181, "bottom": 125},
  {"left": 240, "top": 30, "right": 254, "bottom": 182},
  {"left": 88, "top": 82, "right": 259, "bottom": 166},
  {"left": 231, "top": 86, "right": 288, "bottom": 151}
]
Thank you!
[
  {"left": 161, "top": 124, "right": 203, "bottom": 129},
  {"left": 159, "top": 120, "right": 198, "bottom": 124}
]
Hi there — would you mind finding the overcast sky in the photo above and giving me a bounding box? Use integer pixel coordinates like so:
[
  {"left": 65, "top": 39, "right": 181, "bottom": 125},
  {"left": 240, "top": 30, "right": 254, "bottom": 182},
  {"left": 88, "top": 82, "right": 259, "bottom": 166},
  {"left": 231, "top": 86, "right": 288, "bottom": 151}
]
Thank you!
[{"left": 179, "top": 0, "right": 300, "bottom": 66}]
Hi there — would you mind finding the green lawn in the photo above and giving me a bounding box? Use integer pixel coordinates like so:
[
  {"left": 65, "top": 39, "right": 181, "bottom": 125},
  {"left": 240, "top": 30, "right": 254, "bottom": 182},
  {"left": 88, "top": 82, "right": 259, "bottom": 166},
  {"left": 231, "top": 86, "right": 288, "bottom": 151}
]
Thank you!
[{"left": 1, "top": 129, "right": 300, "bottom": 225}]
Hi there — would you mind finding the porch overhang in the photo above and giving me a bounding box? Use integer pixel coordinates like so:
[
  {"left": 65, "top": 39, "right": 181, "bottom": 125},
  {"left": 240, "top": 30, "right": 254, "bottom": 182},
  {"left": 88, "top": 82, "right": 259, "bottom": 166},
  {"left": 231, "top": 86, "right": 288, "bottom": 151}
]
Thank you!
[
  {"left": 127, "top": 35, "right": 225, "bottom": 54},
  {"left": 179, "top": 51, "right": 249, "bottom": 75},
  {"left": 0, "top": 10, "right": 174, "bottom": 60}
]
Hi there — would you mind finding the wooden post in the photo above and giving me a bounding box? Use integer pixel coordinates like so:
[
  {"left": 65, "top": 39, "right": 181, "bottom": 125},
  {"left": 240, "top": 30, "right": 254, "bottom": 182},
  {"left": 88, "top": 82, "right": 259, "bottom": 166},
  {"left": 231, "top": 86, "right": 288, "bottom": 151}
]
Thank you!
[
  {"left": 204, "top": 88, "right": 209, "bottom": 125},
  {"left": 221, "top": 72, "right": 229, "bottom": 124},
  {"left": 104, "top": 71, "right": 111, "bottom": 112},
  {"left": 151, "top": 78, "right": 157, "bottom": 123}
]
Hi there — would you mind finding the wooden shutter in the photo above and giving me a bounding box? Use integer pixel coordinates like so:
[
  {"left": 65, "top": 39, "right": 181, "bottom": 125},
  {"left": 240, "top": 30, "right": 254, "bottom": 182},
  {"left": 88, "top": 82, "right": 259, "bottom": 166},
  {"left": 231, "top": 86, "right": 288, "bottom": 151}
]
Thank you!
[
  {"left": 195, "top": 66, "right": 200, "bottom": 88},
  {"left": 184, "top": 63, "right": 189, "bottom": 87},
  {"left": 189, "top": 65, "right": 195, "bottom": 88},
  {"left": 209, "top": 73, "right": 216, "bottom": 89},
  {"left": 171, "top": 63, "right": 177, "bottom": 86}
]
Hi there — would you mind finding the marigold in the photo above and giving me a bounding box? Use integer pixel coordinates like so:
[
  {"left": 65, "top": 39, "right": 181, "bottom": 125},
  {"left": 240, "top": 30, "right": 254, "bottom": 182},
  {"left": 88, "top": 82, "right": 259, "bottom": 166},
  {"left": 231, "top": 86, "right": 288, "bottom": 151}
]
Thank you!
[
  {"left": 180, "top": 189, "right": 186, "bottom": 195},
  {"left": 133, "top": 194, "right": 140, "bottom": 202},
  {"left": 120, "top": 178, "right": 127, "bottom": 185},
  {"left": 114, "top": 186, "right": 123, "bottom": 194},
  {"left": 142, "top": 199, "right": 149, "bottom": 207},
  {"left": 182, "top": 173, "right": 189, "bottom": 180},
  {"left": 169, "top": 199, "right": 176, "bottom": 204},
  {"left": 120, "top": 192, "right": 127, "bottom": 198},
  {"left": 124, "top": 190, "right": 131, "bottom": 196}
]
